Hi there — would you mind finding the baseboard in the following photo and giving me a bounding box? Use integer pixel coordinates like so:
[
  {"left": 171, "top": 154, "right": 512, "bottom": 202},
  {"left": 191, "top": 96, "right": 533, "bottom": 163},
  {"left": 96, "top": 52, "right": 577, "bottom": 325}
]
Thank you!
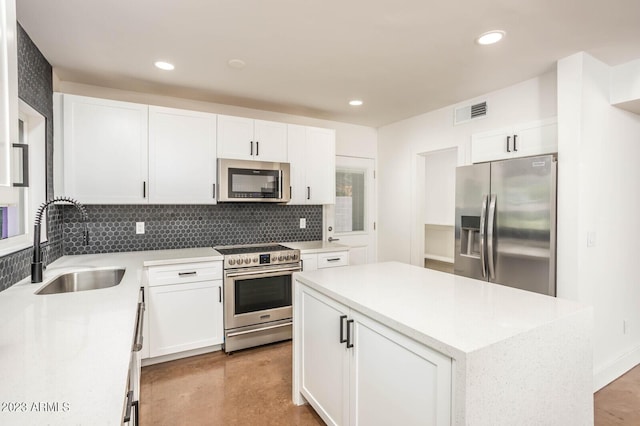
[
  {"left": 141, "top": 344, "right": 222, "bottom": 367},
  {"left": 593, "top": 345, "right": 640, "bottom": 391}
]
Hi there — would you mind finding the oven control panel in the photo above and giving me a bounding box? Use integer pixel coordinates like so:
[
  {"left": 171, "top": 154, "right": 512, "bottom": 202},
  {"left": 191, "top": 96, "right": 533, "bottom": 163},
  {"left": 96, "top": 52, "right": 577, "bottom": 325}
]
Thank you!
[{"left": 224, "top": 250, "right": 300, "bottom": 269}]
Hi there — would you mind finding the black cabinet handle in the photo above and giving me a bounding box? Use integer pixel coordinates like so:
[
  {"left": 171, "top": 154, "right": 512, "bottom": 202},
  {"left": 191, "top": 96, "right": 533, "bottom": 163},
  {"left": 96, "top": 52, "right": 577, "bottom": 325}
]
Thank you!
[
  {"left": 307, "top": 186, "right": 311, "bottom": 200},
  {"left": 218, "top": 286, "right": 222, "bottom": 303},
  {"left": 213, "top": 183, "right": 216, "bottom": 199},
  {"left": 339, "top": 315, "right": 347, "bottom": 343},
  {"left": 250, "top": 141, "right": 254, "bottom": 156},
  {"left": 256, "top": 141, "right": 259, "bottom": 156},
  {"left": 513, "top": 134, "right": 518, "bottom": 152},
  {"left": 290, "top": 186, "right": 292, "bottom": 199},
  {"left": 346, "top": 319, "right": 354, "bottom": 348},
  {"left": 506, "top": 136, "right": 511, "bottom": 152},
  {"left": 143, "top": 181, "right": 147, "bottom": 198}
]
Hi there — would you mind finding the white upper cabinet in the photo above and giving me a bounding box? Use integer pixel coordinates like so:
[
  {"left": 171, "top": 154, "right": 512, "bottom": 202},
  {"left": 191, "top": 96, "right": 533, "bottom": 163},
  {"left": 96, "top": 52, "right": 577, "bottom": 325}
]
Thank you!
[
  {"left": 471, "top": 117, "right": 557, "bottom": 163},
  {"left": 61, "top": 94, "right": 149, "bottom": 204},
  {"left": 0, "top": 0, "right": 18, "bottom": 194},
  {"left": 217, "top": 115, "right": 287, "bottom": 162},
  {"left": 288, "top": 124, "right": 336, "bottom": 205},
  {"left": 148, "top": 106, "right": 217, "bottom": 204}
]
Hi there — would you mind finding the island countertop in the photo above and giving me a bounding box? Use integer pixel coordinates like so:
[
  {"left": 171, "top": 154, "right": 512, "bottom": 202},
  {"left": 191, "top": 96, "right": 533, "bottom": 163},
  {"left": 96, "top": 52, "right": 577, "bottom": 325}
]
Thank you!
[
  {"left": 293, "top": 261, "right": 594, "bottom": 425},
  {"left": 293, "top": 261, "right": 589, "bottom": 359}
]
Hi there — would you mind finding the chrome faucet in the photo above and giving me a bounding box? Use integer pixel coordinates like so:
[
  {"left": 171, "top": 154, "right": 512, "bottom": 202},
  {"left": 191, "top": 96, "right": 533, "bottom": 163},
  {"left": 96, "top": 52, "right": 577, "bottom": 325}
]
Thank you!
[{"left": 31, "top": 197, "right": 89, "bottom": 283}]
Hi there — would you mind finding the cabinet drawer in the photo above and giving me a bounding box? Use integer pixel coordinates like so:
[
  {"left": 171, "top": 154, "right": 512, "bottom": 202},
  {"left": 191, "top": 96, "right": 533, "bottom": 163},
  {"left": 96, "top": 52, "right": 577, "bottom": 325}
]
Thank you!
[
  {"left": 148, "top": 262, "right": 222, "bottom": 286},
  {"left": 317, "top": 251, "right": 349, "bottom": 269}
]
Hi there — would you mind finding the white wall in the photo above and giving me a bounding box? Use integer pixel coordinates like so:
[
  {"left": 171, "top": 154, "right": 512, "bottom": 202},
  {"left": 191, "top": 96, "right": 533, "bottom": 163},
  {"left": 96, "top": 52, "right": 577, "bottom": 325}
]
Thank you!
[
  {"left": 557, "top": 53, "right": 640, "bottom": 390},
  {"left": 377, "top": 72, "right": 557, "bottom": 264},
  {"left": 54, "top": 79, "right": 378, "bottom": 159}
]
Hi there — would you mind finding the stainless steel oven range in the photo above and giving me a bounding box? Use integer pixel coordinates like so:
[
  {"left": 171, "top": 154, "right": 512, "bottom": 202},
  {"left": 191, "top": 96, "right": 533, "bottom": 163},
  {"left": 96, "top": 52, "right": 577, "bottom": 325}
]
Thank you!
[{"left": 215, "top": 243, "right": 301, "bottom": 353}]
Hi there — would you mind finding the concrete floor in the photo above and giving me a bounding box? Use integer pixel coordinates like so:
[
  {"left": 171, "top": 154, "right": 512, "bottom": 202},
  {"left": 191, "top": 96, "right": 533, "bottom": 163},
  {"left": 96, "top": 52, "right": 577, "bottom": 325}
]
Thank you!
[
  {"left": 140, "top": 341, "right": 322, "bottom": 426},
  {"left": 141, "top": 341, "right": 640, "bottom": 425}
]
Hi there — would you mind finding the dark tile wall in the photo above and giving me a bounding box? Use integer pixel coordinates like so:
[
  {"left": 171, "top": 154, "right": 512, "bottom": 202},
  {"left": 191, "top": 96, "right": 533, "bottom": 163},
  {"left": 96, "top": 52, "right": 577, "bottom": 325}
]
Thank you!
[
  {"left": 62, "top": 204, "right": 323, "bottom": 255},
  {"left": 0, "top": 24, "right": 58, "bottom": 292}
]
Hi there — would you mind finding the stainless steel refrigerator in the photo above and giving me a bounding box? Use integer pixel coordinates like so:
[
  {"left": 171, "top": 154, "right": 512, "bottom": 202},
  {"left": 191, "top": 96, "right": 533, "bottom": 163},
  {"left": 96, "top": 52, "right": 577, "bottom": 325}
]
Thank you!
[{"left": 454, "top": 155, "right": 557, "bottom": 296}]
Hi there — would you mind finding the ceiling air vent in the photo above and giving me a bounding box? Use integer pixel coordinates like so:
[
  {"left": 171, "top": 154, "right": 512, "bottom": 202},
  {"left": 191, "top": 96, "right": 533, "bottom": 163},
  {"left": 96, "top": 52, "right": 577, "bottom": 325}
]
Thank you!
[{"left": 454, "top": 101, "right": 488, "bottom": 125}]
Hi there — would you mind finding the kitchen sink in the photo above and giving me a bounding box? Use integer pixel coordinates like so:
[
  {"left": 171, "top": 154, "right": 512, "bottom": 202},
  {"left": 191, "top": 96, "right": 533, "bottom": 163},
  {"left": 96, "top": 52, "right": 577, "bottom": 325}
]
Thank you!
[{"left": 36, "top": 268, "right": 126, "bottom": 295}]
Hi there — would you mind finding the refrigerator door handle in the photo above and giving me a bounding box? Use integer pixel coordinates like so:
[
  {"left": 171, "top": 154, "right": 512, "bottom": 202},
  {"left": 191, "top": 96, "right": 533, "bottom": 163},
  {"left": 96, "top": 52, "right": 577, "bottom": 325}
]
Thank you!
[
  {"left": 479, "top": 194, "right": 488, "bottom": 278},
  {"left": 487, "top": 194, "right": 497, "bottom": 280}
]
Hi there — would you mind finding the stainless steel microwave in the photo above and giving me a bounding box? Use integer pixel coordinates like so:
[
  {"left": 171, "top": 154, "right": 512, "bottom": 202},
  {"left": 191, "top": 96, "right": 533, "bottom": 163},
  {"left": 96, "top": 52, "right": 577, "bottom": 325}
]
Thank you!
[{"left": 217, "top": 159, "right": 291, "bottom": 203}]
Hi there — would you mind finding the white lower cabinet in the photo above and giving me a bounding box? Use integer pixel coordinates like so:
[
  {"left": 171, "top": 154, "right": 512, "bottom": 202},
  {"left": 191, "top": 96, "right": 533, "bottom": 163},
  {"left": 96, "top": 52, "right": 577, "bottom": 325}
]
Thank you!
[
  {"left": 301, "top": 250, "right": 349, "bottom": 272},
  {"left": 301, "top": 254, "right": 318, "bottom": 272},
  {"left": 298, "top": 286, "right": 452, "bottom": 426},
  {"left": 147, "top": 262, "right": 223, "bottom": 358}
]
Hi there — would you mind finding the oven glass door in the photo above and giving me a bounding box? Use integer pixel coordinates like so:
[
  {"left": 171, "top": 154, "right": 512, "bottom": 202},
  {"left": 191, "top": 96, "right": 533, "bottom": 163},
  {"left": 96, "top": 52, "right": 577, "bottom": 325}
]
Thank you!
[
  {"left": 228, "top": 168, "right": 281, "bottom": 199},
  {"left": 235, "top": 274, "right": 291, "bottom": 314},
  {"left": 225, "top": 266, "right": 298, "bottom": 329}
]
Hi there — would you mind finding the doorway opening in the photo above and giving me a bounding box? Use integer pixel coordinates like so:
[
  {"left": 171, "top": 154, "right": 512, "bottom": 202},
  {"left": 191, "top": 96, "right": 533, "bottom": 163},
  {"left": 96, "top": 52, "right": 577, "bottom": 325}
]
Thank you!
[{"left": 417, "top": 148, "right": 457, "bottom": 273}]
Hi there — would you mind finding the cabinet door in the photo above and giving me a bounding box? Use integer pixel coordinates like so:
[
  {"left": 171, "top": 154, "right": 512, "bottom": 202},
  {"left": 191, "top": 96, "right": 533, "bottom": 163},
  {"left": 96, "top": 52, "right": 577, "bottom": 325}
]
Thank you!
[
  {"left": 253, "top": 119, "right": 287, "bottom": 162},
  {"left": 299, "top": 287, "right": 349, "bottom": 426},
  {"left": 301, "top": 254, "right": 318, "bottom": 271},
  {"left": 305, "top": 127, "right": 336, "bottom": 204},
  {"left": 0, "top": 0, "right": 17, "bottom": 189},
  {"left": 350, "top": 311, "right": 452, "bottom": 426},
  {"left": 217, "top": 114, "right": 254, "bottom": 160},
  {"left": 149, "top": 106, "right": 217, "bottom": 204},
  {"left": 512, "top": 119, "right": 557, "bottom": 158},
  {"left": 471, "top": 127, "right": 512, "bottom": 163},
  {"left": 149, "top": 280, "right": 223, "bottom": 357},
  {"left": 62, "top": 95, "right": 148, "bottom": 203},
  {"left": 287, "top": 124, "right": 307, "bottom": 204}
]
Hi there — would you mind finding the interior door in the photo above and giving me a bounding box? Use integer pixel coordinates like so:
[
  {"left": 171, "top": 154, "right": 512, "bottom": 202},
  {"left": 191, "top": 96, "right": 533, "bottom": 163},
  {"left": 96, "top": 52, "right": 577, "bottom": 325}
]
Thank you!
[{"left": 325, "top": 156, "right": 376, "bottom": 264}]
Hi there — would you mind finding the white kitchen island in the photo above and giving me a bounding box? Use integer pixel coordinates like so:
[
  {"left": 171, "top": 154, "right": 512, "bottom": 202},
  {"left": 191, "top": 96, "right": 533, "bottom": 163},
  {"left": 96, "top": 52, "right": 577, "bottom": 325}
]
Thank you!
[{"left": 292, "top": 262, "right": 593, "bottom": 426}]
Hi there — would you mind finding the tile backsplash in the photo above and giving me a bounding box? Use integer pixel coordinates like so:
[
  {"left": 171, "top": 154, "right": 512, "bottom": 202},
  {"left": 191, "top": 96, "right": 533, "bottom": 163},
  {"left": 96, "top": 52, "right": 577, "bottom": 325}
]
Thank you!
[{"left": 62, "top": 204, "right": 323, "bottom": 255}]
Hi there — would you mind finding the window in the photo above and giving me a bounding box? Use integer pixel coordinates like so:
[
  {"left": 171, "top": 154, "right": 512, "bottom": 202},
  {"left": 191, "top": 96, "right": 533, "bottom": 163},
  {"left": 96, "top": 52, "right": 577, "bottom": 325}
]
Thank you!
[
  {"left": 0, "top": 101, "right": 46, "bottom": 256},
  {"left": 335, "top": 168, "right": 366, "bottom": 233}
]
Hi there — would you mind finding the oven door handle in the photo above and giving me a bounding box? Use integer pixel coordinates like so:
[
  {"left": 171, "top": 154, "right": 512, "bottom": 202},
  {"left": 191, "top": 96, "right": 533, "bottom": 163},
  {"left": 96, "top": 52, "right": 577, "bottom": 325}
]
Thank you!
[
  {"left": 226, "top": 321, "right": 293, "bottom": 337},
  {"left": 225, "top": 265, "right": 301, "bottom": 278}
]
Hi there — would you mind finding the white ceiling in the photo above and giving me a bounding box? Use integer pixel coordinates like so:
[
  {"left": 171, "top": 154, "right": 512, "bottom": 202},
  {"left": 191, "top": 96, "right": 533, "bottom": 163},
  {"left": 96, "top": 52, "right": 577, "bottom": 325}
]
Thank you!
[{"left": 16, "top": 0, "right": 640, "bottom": 127}]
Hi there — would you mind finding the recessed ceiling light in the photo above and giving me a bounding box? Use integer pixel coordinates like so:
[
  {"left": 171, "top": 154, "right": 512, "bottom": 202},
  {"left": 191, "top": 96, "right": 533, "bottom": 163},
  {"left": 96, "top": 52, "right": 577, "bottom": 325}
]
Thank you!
[
  {"left": 476, "top": 30, "right": 505, "bottom": 45},
  {"left": 228, "top": 59, "right": 246, "bottom": 69},
  {"left": 154, "top": 61, "right": 175, "bottom": 71},
  {"left": 349, "top": 100, "right": 363, "bottom": 106}
]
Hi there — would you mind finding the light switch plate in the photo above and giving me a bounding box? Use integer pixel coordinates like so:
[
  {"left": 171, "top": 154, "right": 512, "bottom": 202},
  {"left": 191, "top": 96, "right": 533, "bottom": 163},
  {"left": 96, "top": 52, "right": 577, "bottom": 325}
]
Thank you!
[
  {"left": 136, "top": 222, "right": 145, "bottom": 234},
  {"left": 299, "top": 218, "right": 306, "bottom": 229}
]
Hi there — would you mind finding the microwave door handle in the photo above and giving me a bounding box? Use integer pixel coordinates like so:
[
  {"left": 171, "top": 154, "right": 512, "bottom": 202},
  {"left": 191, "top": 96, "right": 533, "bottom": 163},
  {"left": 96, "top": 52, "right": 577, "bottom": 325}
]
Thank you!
[{"left": 279, "top": 170, "right": 283, "bottom": 198}]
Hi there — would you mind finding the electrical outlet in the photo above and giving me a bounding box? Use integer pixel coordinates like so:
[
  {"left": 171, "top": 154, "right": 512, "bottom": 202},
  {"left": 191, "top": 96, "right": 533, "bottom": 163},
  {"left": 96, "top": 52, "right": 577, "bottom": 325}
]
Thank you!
[
  {"left": 136, "top": 222, "right": 145, "bottom": 234},
  {"left": 299, "top": 218, "right": 306, "bottom": 229}
]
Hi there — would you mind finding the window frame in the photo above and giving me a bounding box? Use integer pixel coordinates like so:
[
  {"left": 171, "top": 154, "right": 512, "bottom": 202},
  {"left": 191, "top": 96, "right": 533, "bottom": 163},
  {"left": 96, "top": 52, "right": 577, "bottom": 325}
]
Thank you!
[{"left": 0, "top": 100, "right": 47, "bottom": 256}]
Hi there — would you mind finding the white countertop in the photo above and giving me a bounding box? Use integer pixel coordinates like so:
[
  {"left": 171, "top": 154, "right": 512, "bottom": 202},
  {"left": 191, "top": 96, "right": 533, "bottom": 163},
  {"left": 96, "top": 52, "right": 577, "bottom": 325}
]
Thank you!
[
  {"left": 282, "top": 240, "right": 349, "bottom": 254},
  {"left": 294, "top": 261, "right": 589, "bottom": 359},
  {"left": 0, "top": 247, "right": 221, "bottom": 425}
]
